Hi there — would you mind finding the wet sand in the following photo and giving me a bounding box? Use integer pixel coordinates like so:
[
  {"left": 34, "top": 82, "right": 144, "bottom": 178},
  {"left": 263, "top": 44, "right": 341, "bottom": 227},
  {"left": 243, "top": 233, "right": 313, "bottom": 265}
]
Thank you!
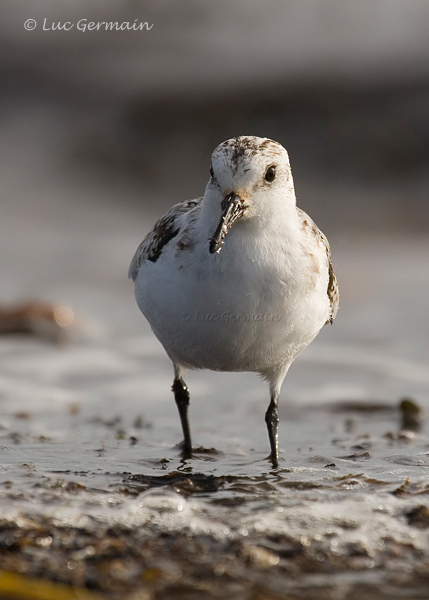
[{"left": 1, "top": 380, "right": 429, "bottom": 599}]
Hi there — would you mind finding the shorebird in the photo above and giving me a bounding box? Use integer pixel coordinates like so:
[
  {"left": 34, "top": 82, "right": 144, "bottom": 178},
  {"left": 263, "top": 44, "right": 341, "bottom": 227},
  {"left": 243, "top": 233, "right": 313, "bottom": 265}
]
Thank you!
[{"left": 129, "top": 136, "right": 338, "bottom": 467}]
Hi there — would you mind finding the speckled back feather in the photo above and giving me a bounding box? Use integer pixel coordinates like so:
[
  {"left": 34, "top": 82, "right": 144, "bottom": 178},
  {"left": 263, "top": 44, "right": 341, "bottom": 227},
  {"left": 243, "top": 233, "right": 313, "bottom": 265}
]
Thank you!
[{"left": 128, "top": 199, "right": 202, "bottom": 281}]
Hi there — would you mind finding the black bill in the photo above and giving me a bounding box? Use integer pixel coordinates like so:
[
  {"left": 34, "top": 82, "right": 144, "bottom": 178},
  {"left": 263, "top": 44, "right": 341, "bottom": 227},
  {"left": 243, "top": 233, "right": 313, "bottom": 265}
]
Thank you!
[{"left": 209, "top": 192, "right": 245, "bottom": 254}]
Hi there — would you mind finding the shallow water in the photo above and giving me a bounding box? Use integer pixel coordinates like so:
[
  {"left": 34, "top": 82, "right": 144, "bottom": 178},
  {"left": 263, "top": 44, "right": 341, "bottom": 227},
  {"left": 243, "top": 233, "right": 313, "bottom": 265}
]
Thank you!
[{"left": 1, "top": 356, "right": 429, "bottom": 599}]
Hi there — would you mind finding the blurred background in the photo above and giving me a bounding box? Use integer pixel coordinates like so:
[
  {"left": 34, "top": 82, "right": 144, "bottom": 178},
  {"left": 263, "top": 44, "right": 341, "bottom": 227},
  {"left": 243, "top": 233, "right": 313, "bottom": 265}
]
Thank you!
[{"left": 1, "top": 0, "right": 428, "bottom": 410}]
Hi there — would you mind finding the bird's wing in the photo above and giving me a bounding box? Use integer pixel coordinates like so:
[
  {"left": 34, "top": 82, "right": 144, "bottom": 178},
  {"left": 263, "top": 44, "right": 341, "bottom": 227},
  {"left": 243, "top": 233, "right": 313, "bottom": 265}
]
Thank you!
[
  {"left": 320, "top": 229, "right": 339, "bottom": 324},
  {"left": 128, "top": 198, "right": 202, "bottom": 281},
  {"left": 297, "top": 208, "right": 339, "bottom": 324}
]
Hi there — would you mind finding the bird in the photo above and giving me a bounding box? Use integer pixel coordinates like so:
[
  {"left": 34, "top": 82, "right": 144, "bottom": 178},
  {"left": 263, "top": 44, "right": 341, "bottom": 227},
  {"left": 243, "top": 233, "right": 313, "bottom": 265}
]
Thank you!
[{"left": 129, "top": 136, "right": 338, "bottom": 467}]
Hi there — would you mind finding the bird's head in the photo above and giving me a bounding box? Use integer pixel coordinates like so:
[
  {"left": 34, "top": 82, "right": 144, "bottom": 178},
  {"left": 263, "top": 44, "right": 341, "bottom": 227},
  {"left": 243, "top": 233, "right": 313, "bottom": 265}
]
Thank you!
[{"left": 205, "top": 136, "right": 295, "bottom": 254}]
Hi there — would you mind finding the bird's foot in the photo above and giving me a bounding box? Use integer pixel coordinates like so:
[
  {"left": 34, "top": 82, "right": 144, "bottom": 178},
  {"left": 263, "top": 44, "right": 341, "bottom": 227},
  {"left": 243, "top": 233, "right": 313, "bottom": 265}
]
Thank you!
[
  {"left": 176, "top": 441, "right": 220, "bottom": 460},
  {"left": 265, "top": 452, "right": 280, "bottom": 470},
  {"left": 175, "top": 440, "right": 193, "bottom": 460}
]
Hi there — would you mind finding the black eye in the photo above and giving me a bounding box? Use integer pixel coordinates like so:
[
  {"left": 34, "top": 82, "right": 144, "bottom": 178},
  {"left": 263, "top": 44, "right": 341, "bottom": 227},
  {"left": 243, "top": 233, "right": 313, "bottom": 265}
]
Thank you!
[
  {"left": 210, "top": 165, "right": 214, "bottom": 179},
  {"left": 264, "top": 165, "right": 276, "bottom": 182}
]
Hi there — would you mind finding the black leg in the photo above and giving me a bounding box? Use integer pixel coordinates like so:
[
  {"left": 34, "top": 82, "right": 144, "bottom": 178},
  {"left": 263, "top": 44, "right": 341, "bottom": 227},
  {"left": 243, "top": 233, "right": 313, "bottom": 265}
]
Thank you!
[
  {"left": 265, "top": 391, "right": 279, "bottom": 468},
  {"left": 172, "top": 375, "right": 192, "bottom": 457}
]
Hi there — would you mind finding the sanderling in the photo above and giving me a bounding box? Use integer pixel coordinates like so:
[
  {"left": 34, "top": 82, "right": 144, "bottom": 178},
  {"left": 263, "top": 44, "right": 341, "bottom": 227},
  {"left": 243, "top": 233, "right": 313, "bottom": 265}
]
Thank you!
[{"left": 129, "top": 136, "right": 338, "bottom": 467}]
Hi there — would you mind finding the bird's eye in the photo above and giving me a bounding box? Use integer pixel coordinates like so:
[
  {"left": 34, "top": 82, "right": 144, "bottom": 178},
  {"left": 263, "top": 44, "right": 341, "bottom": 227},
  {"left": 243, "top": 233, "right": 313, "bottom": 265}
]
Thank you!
[
  {"left": 210, "top": 165, "right": 214, "bottom": 179},
  {"left": 264, "top": 165, "right": 276, "bottom": 182}
]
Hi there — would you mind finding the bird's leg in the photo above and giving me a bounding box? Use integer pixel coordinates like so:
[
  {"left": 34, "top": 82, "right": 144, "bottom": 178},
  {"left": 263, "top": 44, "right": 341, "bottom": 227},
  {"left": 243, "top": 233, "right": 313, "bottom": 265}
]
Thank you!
[
  {"left": 265, "top": 389, "right": 279, "bottom": 468},
  {"left": 172, "top": 366, "right": 192, "bottom": 458}
]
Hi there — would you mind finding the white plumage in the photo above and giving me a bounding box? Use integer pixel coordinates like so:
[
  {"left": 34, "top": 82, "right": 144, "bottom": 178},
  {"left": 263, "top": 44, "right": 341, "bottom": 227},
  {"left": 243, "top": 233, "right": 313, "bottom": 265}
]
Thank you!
[{"left": 130, "top": 136, "right": 338, "bottom": 466}]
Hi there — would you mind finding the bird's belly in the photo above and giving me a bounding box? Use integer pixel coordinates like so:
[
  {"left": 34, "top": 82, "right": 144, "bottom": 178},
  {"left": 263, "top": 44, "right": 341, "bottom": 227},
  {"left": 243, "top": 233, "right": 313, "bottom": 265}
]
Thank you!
[
  {"left": 135, "top": 259, "right": 328, "bottom": 373},
  {"left": 158, "top": 307, "right": 290, "bottom": 372}
]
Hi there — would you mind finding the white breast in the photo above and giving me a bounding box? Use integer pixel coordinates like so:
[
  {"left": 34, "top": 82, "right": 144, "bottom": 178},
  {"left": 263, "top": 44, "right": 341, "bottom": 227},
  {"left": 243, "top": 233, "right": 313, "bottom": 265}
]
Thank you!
[{"left": 134, "top": 217, "right": 329, "bottom": 375}]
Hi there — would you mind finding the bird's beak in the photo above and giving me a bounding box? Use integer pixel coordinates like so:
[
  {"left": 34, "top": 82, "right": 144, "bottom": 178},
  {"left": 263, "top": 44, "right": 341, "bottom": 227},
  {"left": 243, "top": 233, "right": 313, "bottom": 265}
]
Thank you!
[{"left": 209, "top": 192, "right": 245, "bottom": 254}]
